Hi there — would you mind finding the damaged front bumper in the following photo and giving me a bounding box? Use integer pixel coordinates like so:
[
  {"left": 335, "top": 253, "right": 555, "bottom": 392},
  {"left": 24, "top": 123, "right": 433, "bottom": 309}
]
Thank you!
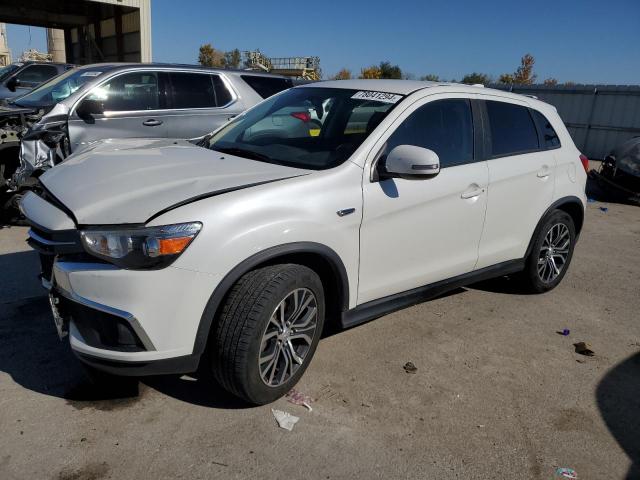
[{"left": 8, "top": 120, "right": 70, "bottom": 191}]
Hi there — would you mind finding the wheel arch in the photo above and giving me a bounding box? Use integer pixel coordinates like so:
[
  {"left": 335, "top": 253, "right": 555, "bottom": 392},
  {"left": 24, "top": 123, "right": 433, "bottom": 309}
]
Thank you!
[
  {"left": 191, "top": 242, "right": 350, "bottom": 358},
  {"left": 525, "top": 195, "right": 585, "bottom": 259}
]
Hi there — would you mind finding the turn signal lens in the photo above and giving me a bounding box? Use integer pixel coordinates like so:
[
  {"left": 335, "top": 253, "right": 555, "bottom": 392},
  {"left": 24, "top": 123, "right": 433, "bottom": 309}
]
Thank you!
[{"left": 146, "top": 236, "right": 193, "bottom": 257}]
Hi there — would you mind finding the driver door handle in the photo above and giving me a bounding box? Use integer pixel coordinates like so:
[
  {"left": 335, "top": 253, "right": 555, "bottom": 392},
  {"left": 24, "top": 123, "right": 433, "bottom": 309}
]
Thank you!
[{"left": 143, "top": 119, "right": 163, "bottom": 126}]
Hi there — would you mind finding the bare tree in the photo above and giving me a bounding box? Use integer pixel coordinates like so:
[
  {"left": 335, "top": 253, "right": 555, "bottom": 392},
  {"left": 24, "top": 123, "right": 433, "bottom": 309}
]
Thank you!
[{"left": 543, "top": 78, "right": 558, "bottom": 86}]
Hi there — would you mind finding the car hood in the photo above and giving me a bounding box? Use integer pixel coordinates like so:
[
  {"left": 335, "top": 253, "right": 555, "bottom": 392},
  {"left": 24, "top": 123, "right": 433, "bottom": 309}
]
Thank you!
[
  {"left": 39, "top": 138, "right": 310, "bottom": 225},
  {"left": 0, "top": 103, "right": 40, "bottom": 117}
]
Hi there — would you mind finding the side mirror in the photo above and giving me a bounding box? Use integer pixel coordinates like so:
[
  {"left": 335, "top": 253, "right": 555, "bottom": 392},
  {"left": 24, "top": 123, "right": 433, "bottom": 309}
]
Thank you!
[
  {"left": 76, "top": 98, "right": 104, "bottom": 118},
  {"left": 381, "top": 145, "right": 440, "bottom": 179},
  {"left": 6, "top": 77, "right": 18, "bottom": 92}
]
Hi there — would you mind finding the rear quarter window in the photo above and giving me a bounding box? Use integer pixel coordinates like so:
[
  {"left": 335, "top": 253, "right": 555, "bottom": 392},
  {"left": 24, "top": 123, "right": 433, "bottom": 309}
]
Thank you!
[
  {"left": 532, "top": 110, "right": 561, "bottom": 149},
  {"left": 241, "top": 75, "right": 294, "bottom": 99},
  {"left": 485, "top": 100, "right": 539, "bottom": 157}
]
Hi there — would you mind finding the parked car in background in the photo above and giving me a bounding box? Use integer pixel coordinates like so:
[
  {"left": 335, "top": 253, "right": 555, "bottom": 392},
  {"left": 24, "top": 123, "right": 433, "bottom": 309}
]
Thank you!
[
  {"left": 1, "top": 63, "right": 292, "bottom": 219},
  {"left": 0, "top": 61, "right": 73, "bottom": 100},
  {"left": 21, "top": 80, "right": 587, "bottom": 405},
  {"left": 590, "top": 136, "right": 640, "bottom": 204}
]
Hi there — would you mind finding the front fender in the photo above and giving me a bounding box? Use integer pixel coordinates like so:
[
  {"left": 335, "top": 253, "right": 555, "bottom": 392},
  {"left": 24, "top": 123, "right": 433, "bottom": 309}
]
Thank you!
[{"left": 149, "top": 162, "right": 364, "bottom": 309}]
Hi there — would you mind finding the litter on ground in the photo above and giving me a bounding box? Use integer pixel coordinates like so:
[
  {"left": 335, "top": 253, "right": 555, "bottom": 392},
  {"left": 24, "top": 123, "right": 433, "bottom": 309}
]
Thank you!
[
  {"left": 272, "top": 409, "right": 300, "bottom": 431},
  {"left": 555, "top": 467, "right": 578, "bottom": 479},
  {"left": 286, "top": 388, "right": 313, "bottom": 411},
  {"left": 574, "top": 342, "right": 595, "bottom": 356},
  {"left": 403, "top": 362, "right": 418, "bottom": 374}
]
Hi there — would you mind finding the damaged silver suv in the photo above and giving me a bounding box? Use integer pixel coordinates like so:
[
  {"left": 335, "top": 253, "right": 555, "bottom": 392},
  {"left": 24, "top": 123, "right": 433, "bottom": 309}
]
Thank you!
[{"left": 0, "top": 63, "right": 293, "bottom": 218}]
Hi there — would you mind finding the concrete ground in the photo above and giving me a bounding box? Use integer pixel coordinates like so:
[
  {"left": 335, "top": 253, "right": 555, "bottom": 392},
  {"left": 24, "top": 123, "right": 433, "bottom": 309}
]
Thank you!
[{"left": 0, "top": 190, "right": 638, "bottom": 480}]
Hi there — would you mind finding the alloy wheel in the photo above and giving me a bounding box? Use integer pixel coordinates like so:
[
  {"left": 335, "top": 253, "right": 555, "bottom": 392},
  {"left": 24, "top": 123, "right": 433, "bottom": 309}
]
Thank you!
[
  {"left": 258, "top": 288, "right": 318, "bottom": 387},
  {"left": 537, "top": 223, "right": 571, "bottom": 283}
]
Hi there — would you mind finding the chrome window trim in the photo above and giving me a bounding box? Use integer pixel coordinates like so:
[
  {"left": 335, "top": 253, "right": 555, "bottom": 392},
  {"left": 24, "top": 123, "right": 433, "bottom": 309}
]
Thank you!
[{"left": 70, "top": 67, "right": 239, "bottom": 118}]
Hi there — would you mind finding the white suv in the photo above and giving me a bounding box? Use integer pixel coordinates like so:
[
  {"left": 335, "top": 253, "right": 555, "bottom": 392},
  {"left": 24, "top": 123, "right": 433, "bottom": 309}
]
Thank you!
[{"left": 20, "top": 80, "right": 587, "bottom": 404}]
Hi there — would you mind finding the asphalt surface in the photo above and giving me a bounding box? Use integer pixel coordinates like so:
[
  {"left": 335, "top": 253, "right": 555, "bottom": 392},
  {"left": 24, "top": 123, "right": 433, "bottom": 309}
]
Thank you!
[{"left": 0, "top": 189, "right": 638, "bottom": 480}]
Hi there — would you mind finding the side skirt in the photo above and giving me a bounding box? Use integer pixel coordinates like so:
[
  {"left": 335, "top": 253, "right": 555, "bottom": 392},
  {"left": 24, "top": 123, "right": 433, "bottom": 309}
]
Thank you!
[{"left": 341, "top": 259, "right": 525, "bottom": 329}]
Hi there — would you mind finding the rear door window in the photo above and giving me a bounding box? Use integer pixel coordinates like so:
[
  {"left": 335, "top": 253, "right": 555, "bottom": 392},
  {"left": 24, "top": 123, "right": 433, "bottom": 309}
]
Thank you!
[
  {"left": 531, "top": 110, "right": 561, "bottom": 149},
  {"left": 241, "top": 75, "right": 293, "bottom": 99},
  {"left": 88, "top": 71, "right": 160, "bottom": 111},
  {"left": 382, "top": 99, "right": 474, "bottom": 168},
  {"left": 169, "top": 72, "right": 216, "bottom": 109},
  {"left": 485, "top": 101, "right": 539, "bottom": 157}
]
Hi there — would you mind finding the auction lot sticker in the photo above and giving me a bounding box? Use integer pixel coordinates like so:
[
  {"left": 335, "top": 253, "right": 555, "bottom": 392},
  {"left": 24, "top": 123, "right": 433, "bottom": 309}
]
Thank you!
[{"left": 351, "top": 91, "right": 403, "bottom": 104}]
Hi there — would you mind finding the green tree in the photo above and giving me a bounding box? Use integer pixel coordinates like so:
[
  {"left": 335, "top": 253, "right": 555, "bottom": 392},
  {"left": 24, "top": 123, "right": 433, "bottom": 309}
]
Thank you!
[
  {"left": 499, "top": 73, "right": 514, "bottom": 84},
  {"left": 332, "top": 68, "right": 352, "bottom": 80},
  {"left": 198, "top": 43, "right": 224, "bottom": 67},
  {"left": 359, "top": 65, "right": 381, "bottom": 79},
  {"left": 379, "top": 61, "right": 402, "bottom": 79},
  {"left": 223, "top": 48, "right": 242, "bottom": 69},
  {"left": 462, "top": 72, "right": 490, "bottom": 85},
  {"left": 421, "top": 74, "right": 440, "bottom": 81}
]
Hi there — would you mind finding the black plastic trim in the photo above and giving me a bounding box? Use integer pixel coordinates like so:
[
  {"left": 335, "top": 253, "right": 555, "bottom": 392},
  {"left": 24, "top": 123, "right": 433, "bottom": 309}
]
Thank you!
[
  {"left": 74, "top": 351, "right": 200, "bottom": 377},
  {"left": 524, "top": 195, "right": 585, "bottom": 259},
  {"left": 191, "top": 242, "right": 350, "bottom": 357},
  {"left": 341, "top": 259, "right": 525, "bottom": 329}
]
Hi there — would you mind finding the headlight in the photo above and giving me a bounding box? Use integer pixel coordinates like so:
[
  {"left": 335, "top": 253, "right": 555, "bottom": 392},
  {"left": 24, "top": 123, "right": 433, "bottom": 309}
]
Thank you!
[{"left": 80, "top": 222, "right": 202, "bottom": 269}]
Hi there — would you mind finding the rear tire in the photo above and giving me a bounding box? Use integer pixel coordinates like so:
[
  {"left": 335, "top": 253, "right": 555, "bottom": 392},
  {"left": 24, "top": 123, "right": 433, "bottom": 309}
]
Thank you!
[
  {"left": 520, "top": 209, "right": 576, "bottom": 293},
  {"left": 211, "top": 264, "right": 325, "bottom": 405}
]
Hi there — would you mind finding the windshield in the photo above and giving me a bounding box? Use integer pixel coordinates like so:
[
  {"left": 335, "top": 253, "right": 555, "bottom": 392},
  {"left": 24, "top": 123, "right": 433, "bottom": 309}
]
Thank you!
[
  {"left": 13, "top": 67, "right": 106, "bottom": 107},
  {"left": 0, "top": 63, "right": 20, "bottom": 82},
  {"left": 208, "top": 87, "right": 402, "bottom": 170}
]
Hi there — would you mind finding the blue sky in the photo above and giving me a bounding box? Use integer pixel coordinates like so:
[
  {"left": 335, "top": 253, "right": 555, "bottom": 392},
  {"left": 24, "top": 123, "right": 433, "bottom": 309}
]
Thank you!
[{"left": 6, "top": 0, "right": 640, "bottom": 84}]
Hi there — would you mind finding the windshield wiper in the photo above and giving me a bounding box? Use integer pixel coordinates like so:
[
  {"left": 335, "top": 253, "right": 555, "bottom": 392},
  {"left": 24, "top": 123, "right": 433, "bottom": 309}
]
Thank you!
[{"left": 214, "top": 146, "right": 273, "bottom": 163}]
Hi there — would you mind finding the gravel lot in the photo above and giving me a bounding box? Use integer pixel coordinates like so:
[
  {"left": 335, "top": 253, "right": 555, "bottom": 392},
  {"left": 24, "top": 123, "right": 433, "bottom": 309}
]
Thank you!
[{"left": 0, "top": 187, "right": 638, "bottom": 480}]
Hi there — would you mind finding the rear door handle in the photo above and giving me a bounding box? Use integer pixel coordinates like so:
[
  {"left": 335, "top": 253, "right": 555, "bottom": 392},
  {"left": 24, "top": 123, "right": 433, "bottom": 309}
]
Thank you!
[
  {"left": 537, "top": 165, "right": 551, "bottom": 178},
  {"left": 143, "top": 119, "right": 163, "bottom": 126},
  {"left": 461, "top": 186, "right": 484, "bottom": 199}
]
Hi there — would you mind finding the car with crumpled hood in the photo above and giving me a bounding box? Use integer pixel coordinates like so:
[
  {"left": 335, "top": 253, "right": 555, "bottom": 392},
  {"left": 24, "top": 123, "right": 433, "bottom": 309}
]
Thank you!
[
  {"left": 1, "top": 63, "right": 293, "bottom": 219},
  {"left": 590, "top": 136, "right": 640, "bottom": 204}
]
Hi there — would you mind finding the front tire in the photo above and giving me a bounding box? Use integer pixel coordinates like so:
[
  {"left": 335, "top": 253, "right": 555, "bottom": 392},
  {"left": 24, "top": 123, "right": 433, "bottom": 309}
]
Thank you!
[
  {"left": 521, "top": 209, "right": 576, "bottom": 293},
  {"left": 211, "top": 264, "right": 325, "bottom": 405}
]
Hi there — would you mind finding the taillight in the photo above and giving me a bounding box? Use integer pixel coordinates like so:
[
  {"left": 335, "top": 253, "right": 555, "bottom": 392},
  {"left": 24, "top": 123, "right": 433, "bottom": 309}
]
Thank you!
[
  {"left": 579, "top": 154, "right": 589, "bottom": 173},
  {"left": 290, "top": 111, "right": 311, "bottom": 122}
]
